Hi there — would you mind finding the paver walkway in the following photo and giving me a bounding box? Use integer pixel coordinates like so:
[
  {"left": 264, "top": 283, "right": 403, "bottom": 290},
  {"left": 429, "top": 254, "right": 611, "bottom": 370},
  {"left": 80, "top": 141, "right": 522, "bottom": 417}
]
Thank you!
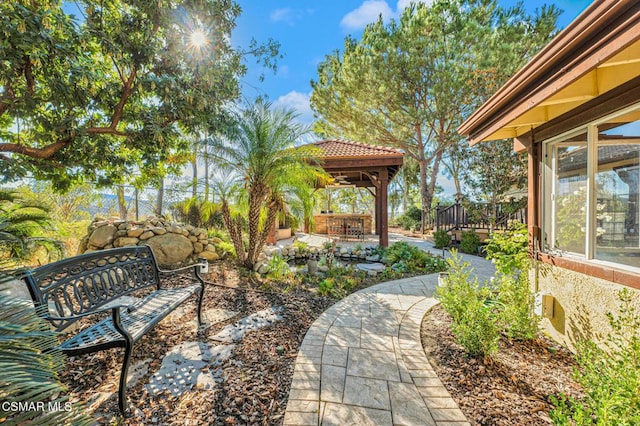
[{"left": 284, "top": 241, "right": 495, "bottom": 426}]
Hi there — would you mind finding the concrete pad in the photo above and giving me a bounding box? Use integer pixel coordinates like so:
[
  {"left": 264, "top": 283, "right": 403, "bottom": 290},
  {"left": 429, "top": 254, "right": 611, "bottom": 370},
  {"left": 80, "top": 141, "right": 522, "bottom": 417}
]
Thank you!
[
  {"left": 322, "top": 345, "right": 348, "bottom": 367},
  {"left": 320, "top": 365, "right": 346, "bottom": 403},
  {"left": 342, "top": 376, "right": 390, "bottom": 410},
  {"left": 389, "top": 381, "right": 435, "bottom": 426},
  {"left": 347, "top": 348, "right": 400, "bottom": 382},
  {"left": 321, "top": 402, "right": 392, "bottom": 426}
]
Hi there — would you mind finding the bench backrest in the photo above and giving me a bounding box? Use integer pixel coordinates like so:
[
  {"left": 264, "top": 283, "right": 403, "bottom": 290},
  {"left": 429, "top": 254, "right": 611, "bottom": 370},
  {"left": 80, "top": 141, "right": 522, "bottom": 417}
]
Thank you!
[{"left": 23, "top": 246, "right": 160, "bottom": 331}]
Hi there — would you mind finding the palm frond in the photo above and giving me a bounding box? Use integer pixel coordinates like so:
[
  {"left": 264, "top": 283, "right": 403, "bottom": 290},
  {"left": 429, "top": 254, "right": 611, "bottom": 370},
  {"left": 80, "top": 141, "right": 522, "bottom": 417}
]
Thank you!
[{"left": 0, "top": 283, "right": 91, "bottom": 425}]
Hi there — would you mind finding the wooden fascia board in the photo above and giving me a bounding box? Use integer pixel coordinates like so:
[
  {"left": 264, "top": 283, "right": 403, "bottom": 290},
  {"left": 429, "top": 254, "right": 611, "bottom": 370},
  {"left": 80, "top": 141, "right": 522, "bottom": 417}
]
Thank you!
[
  {"left": 322, "top": 156, "right": 404, "bottom": 169},
  {"left": 459, "top": 1, "right": 640, "bottom": 143}
]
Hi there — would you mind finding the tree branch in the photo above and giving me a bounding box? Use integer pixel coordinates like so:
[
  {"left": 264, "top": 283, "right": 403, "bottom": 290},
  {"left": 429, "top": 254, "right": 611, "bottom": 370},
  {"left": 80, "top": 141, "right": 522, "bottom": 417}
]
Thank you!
[
  {"left": 86, "top": 68, "right": 137, "bottom": 135},
  {"left": 0, "top": 137, "right": 72, "bottom": 159},
  {"left": 23, "top": 55, "right": 35, "bottom": 96}
]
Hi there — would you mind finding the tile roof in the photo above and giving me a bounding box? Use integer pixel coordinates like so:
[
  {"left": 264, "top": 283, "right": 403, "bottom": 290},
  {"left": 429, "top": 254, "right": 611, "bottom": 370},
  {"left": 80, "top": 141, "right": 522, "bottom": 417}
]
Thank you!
[{"left": 312, "top": 139, "right": 403, "bottom": 158}]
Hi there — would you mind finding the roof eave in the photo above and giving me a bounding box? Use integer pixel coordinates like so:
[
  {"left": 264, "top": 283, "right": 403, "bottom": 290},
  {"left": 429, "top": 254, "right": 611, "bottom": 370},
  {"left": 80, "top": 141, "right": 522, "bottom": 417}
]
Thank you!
[{"left": 458, "top": 0, "right": 637, "bottom": 142}]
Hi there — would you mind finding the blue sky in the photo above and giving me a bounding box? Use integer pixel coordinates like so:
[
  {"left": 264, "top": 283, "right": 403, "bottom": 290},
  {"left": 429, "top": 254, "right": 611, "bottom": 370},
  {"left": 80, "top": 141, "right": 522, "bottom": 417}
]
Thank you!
[{"left": 233, "top": 0, "right": 592, "bottom": 124}]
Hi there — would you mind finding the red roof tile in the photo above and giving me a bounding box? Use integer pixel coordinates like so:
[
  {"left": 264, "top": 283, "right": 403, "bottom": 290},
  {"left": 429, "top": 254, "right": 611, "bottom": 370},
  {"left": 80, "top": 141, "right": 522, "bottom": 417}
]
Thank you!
[{"left": 312, "top": 139, "right": 403, "bottom": 158}]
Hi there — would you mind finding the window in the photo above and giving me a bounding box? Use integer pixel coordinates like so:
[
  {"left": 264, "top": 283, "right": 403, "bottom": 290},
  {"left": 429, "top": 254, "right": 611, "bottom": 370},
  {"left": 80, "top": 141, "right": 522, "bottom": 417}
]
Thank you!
[{"left": 543, "top": 104, "right": 640, "bottom": 270}]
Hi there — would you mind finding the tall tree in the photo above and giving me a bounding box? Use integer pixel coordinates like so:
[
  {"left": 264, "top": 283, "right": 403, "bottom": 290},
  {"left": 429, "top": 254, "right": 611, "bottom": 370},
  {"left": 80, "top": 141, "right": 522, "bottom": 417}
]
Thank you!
[
  {"left": 311, "top": 0, "right": 559, "bottom": 230},
  {"left": 211, "top": 100, "right": 325, "bottom": 267},
  {"left": 0, "top": 1, "right": 279, "bottom": 190},
  {"left": 462, "top": 139, "right": 527, "bottom": 206}
]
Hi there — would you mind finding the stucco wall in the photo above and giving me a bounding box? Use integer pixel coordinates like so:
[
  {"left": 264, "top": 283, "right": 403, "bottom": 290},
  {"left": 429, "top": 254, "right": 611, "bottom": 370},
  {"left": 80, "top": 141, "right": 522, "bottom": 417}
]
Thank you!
[{"left": 532, "top": 264, "right": 640, "bottom": 352}]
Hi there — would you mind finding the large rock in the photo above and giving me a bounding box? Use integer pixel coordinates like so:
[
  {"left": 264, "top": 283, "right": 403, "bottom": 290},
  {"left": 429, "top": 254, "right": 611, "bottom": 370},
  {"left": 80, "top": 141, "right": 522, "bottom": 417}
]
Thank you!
[
  {"left": 145, "top": 234, "right": 194, "bottom": 266},
  {"left": 114, "top": 237, "right": 140, "bottom": 248},
  {"left": 88, "top": 224, "right": 117, "bottom": 248},
  {"left": 199, "top": 250, "right": 219, "bottom": 261}
]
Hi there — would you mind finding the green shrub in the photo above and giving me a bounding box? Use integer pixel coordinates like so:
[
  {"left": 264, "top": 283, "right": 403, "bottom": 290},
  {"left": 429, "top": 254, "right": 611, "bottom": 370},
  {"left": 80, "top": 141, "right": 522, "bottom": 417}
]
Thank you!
[
  {"left": 398, "top": 206, "right": 422, "bottom": 230},
  {"left": 551, "top": 289, "right": 640, "bottom": 425},
  {"left": 215, "top": 241, "right": 236, "bottom": 258},
  {"left": 436, "top": 251, "right": 499, "bottom": 359},
  {"left": 266, "top": 254, "right": 292, "bottom": 280},
  {"left": 452, "top": 293, "right": 500, "bottom": 358},
  {"left": 383, "top": 242, "right": 446, "bottom": 273},
  {"left": 495, "top": 273, "right": 538, "bottom": 340},
  {"left": 317, "top": 266, "right": 362, "bottom": 298},
  {"left": 433, "top": 229, "right": 451, "bottom": 249},
  {"left": 459, "top": 229, "right": 481, "bottom": 254},
  {"left": 486, "top": 221, "right": 538, "bottom": 340},
  {"left": 485, "top": 221, "right": 529, "bottom": 275}
]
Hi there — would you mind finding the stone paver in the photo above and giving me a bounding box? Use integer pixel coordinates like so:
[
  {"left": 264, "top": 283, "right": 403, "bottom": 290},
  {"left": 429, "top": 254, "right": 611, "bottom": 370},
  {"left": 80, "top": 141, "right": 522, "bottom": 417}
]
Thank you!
[{"left": 284, "top": 238, "right": 495, "bottom": 425}]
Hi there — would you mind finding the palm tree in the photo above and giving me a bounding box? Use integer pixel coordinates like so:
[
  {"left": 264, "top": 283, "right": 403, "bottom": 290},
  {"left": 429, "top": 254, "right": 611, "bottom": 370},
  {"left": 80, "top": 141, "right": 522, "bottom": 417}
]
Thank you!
[
  {"left": 210, "top": 100, "right": 325, "bottom": 267},
  {"left": 0, "top": 190, "right": 63, "bottom": 269}
]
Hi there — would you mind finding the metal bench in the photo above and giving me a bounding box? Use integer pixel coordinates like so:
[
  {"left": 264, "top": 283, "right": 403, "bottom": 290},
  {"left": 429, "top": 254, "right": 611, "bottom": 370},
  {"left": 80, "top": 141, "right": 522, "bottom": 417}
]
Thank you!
[{"left": 22, "top": 245, "right": 205, "bottom": 416}]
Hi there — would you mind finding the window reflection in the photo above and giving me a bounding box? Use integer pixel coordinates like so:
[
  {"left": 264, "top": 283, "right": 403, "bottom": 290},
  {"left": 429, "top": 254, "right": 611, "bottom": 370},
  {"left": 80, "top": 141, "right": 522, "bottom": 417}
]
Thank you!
[
  {"left": 554, "top": 135, "right": 588, "bottom": 255},
  {"left": 596, "top": 119, "right": 640, "bottom": 267}
]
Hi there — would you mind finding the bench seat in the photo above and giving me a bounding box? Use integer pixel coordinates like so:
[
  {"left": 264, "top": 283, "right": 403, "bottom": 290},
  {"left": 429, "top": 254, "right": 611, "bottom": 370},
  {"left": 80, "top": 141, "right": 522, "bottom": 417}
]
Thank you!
[{"left": 59, "top": 285, "right": 201, "bottom": 354}]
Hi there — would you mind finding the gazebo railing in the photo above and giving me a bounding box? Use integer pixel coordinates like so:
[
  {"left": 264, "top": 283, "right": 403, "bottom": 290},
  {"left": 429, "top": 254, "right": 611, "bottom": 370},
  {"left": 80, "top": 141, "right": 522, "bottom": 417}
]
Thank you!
[{"left": 429, "top": 199, "right": 527, "bottom": 232}]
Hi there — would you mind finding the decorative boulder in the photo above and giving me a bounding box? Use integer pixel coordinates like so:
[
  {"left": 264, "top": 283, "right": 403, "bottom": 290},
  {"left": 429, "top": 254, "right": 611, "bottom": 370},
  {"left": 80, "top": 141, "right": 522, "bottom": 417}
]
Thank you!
[
  {"left": 79, "top": 217, "right": 225, "bottom": 268},
  {"left": 145, "top": 234, "right": 194, "bottom": 265},
  {"left": 88, "top": 224, "right": 117, "bottom": 248}
]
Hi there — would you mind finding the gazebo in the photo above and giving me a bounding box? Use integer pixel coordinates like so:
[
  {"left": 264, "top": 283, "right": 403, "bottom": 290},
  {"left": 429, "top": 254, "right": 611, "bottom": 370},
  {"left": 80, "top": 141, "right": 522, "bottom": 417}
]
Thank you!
[{"left": 308, "top": 139, "right": 404, "bottom": 247}]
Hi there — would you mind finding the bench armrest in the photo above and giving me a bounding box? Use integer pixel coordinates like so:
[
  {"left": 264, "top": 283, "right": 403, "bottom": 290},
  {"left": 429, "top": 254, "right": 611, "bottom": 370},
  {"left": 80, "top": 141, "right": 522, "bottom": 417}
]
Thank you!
[
  {"left": 157, "top": 262, "right": 207, "bottom": 275},
  {"left": 157, "top": 263, "right": 206, "bottom": 289}
]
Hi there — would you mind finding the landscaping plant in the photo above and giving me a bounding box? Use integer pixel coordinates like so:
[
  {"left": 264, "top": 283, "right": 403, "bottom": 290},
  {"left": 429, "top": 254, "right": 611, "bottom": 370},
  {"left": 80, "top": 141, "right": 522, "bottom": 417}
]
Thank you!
[
  {"left": 382, "top": 241, "right": 447, "bottom": 273},
  {"left": 435, "top": 251, "right": 500, "bottom": 358},
  {"left": 432, "top": 229, "right": 451, "bottom": 249},
  {"left": 266, "top": 254, "right": 293, "bottom": 281},
  {"left": 485, "top": 221, "right": 539, "bottom": 340},
  {"left": 459, "top": 229, "right": 481, "bottom": 254},
  {"left": 551, "top": 289, "right": 640, "bottom": 425}
]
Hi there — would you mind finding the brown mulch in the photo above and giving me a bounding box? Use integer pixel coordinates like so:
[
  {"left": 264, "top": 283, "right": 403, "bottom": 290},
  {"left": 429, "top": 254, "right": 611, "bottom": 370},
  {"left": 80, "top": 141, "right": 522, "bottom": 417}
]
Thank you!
[
  {"left": 60, "top": 262, "right": 336, "bottom": 425},
  {"left": 421, "top": 305, "right": 584, "bottom": 426}
]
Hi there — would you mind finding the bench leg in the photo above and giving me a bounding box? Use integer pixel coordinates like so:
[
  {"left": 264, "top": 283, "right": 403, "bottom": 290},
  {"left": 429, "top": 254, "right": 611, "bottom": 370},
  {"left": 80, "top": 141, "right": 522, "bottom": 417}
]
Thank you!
[
  {"left": 118, "top": 340, "right": 133, "bottom": 417},
  {"left": 196, "top": 285, "right": 204, "bottom": 326}
]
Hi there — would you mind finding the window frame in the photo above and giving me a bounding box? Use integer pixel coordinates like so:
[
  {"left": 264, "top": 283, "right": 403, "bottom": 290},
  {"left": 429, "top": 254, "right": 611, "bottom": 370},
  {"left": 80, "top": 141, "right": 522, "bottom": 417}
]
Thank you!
[{"left": 541, "top": 101, "right": 640, "bottom": 275}]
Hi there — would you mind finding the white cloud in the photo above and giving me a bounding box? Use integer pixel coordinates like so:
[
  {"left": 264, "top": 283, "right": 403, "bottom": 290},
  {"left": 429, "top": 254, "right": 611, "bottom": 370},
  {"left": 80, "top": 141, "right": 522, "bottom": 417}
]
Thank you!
[
  {"left": 340, "top": 0, "right": 394, "bottom": 31},
  {"left": 341, "top": 0, "right": 433, "bottom": 31},
  {"left": 270, "top": 8, "right": 297, "bottom": 25},
  {"left": 273, "top": 91, "right": 314, "bottom": 125},
  {"left": 270, "top": 8, "right": 311, "bottom": 26}
]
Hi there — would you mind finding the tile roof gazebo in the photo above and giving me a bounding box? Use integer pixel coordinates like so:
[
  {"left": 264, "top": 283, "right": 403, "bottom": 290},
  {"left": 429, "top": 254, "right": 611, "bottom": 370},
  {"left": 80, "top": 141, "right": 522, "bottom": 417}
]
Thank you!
[{"left": 308, "top": 139, "right": 404, "bottom": 247}]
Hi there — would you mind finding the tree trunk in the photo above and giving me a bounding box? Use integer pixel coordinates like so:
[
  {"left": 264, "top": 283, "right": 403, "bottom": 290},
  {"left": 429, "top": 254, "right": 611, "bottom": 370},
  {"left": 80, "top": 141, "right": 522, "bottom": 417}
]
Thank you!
[
  {"left": 192, "top": 151, "right": 198, "bottom": 199},
  {"left": 156, "top": 179, "right": 164, "bottom": 217},
  {"left": 221, "top": 200, "right": 246, "bottom": 264},
  {"left": 117, "top": 184, "right": 128, "bottom": 220},
  {"left": 203, "top": 144, "right": 210, "bottom": 202},
  {"left": 245, "top": 185, "right": 267, "bottom": 268},
  {"left": 418, "top": 157, "right": 429, "bottom": 233},
  {"left": 426, "top": 150, "right": 444, "bottom": 214},
  {"left": 253, "top": 199, "right": 280, "bottom": 264}
]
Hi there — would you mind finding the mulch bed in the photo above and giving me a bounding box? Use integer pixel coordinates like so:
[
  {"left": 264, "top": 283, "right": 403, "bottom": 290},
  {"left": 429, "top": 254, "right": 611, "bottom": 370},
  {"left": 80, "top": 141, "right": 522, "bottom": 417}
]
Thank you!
[
  {"left": 421, "top": 304, "right": 584, "bottom": 425},
  {"left": 60, "top": 262, "right": 335, "bottom": 425}
]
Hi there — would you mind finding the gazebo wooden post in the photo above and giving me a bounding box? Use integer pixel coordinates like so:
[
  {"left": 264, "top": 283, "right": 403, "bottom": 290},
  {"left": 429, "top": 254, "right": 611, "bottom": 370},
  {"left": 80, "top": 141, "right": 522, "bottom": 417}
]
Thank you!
[
  {"left": 374, "top": 188, "right": 381, "bottom": 236},
  {"left": 379, "top": 168, "right": 389, "bottom": 247}
]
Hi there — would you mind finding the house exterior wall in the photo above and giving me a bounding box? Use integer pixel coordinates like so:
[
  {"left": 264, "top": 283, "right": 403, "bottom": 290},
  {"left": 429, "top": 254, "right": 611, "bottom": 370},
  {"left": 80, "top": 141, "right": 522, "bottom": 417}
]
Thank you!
[{"left": 532, "top": 264, "right": 640, "bottom": 352}]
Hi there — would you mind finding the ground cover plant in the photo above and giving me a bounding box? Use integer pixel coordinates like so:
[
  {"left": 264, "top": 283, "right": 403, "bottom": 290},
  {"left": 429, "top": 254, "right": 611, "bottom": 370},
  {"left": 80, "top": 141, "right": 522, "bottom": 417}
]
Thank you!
[{"left": 551, "top": 289, "right": 640, "bottom": 425}]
